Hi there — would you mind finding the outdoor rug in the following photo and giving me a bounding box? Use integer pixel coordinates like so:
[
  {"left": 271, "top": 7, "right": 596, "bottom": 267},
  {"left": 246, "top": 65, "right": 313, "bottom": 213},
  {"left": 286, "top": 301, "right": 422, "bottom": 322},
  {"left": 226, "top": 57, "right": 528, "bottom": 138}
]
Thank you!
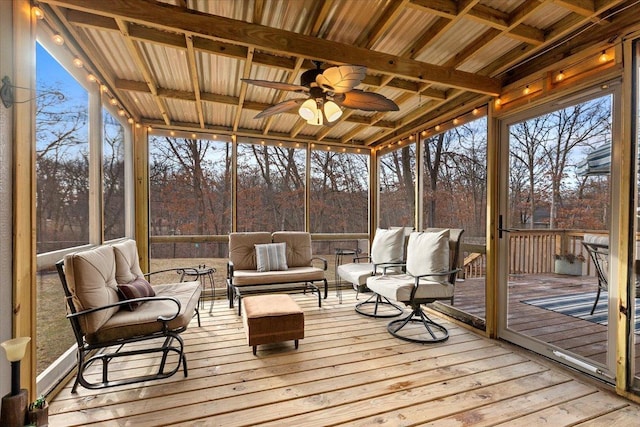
[{"left": 522, "top": 291, "right": 640, "bottom": 333}]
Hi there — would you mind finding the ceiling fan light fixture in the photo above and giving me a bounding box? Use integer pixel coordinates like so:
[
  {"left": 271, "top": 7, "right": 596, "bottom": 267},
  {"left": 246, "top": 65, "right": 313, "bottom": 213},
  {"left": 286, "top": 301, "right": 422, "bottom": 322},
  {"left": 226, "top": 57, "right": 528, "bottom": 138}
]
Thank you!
[
  {"left": 324, "top": 100, "right": 342, "bottom": 122},
  {"left": 299, "top": 98, "right": 317, "bottom": 121},
  {"left": 300, "top": 98, "right": 324, "bottom": 125}
]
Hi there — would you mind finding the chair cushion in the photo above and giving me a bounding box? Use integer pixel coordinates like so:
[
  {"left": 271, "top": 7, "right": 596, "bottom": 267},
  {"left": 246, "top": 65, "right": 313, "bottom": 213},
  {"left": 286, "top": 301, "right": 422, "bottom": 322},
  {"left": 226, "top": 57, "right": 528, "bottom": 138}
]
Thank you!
[
  {"left": 87, "top": 281, "right": 201, "bottom": 344},
  {"left": 112, "top": 239, "right": 145, "bottom": 284},
  {"left": 63, "top": 245, "right": 120, "bottom": 335},
  {"left": 366, "top": 274, "right": 454, "bottom": 303},
  {"left": 406, "top": 230, "right": 450, "bottom": 284},
  {"left": 272, "top": 232, "right": 312, "bottom": 268},
  {"left": 231, "top": 266, "right": 325, "bottom": 286},
  {"left": 255, "top": 242, "right": 288, "bottom": 272},
  {"left": 371, "top": 228, "right": 405, "bottom": 264},
  {"left": 337, "top": 262, "right": 374, "bottom": 287},
  {"left": 229, "top": 232, "right": 273, "bottom": 270},
  {"left": 117, "top": 277, "right": 156, "bottom": 311}
]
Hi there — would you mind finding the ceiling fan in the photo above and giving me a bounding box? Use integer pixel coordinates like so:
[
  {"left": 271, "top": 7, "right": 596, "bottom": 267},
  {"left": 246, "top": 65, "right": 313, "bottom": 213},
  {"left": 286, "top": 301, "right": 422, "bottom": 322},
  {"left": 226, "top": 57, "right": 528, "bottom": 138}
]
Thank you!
[{"left": 242, "top": 62, "right": 399, "bottom": 126}]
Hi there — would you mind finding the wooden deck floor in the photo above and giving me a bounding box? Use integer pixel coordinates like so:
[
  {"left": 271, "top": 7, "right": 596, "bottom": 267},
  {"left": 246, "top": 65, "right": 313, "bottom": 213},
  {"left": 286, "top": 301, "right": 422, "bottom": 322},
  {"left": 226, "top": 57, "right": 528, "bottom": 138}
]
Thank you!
[{"left": 48, "top": 289, "right": 640, "bottom": 426}]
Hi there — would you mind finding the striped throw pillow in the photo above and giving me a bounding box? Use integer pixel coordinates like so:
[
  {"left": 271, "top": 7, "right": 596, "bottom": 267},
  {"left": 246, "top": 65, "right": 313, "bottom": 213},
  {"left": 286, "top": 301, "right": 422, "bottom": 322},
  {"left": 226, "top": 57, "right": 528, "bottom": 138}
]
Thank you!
[{"left": 255, "top": 242, "right": 288, "bottom": 272}]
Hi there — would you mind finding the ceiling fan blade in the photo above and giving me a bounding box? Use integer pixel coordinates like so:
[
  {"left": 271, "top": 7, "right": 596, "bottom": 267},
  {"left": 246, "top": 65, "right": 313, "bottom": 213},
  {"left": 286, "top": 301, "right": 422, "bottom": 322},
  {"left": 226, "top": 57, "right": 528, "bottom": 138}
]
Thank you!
[
  {"left": 254, "top": 99, "right": 305, "bottom": 119},
  {"left": 316, "top": 65, "right": 367, "bottom": 94},
  {"left": 336, "top": 90, "right": 399, "bottom": 112},
  {"left": 242, "top": 78, "right": 308, "bottom": 93}
]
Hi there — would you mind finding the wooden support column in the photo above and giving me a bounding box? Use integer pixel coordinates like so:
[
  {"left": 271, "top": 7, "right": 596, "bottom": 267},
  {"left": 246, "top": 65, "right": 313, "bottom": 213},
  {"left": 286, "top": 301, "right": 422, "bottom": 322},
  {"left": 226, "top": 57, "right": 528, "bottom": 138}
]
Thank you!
[
  {"left": 485, "top": 106, "right": 499, "bottom": 339},
  {"left": 11, "top": 0, "right": 37, "bottom": 398},
  {"left": 616, "top": 38, "right": 635, "bottom": 396},
  {"left": 369, "top": 148, "right": 378, "bottom": 243},
  {"left": 134, "top": 125, "right": 149, "bottom": 272}
]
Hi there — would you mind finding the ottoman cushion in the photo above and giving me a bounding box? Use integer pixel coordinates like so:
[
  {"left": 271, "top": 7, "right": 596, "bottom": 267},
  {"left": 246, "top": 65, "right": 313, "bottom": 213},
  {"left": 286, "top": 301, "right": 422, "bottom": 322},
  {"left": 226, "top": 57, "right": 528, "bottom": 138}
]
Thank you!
[{"left": 242, "top": 294, "right": 304, "bottom": 349}]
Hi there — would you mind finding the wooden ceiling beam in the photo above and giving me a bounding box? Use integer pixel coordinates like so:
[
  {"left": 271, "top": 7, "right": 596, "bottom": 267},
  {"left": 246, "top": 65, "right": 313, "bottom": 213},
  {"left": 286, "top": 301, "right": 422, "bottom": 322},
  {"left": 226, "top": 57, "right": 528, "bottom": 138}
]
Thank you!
[
  {"left": 262, "top": 58, "right": 305, "bottom": 134},
  {"left": 482, "top": 0, "right": 628, "bottom": 79},
  {"left": 185, "top": 34, "right": 205, "bottom": 129},
  {"left": 253, "top": 0, "right": 264, "bottom": 24},
  {"left": 509, "top": 0, "right": 547, "bottom": 26},
  {"left": 410, "top": 0, "right": 544, "bottom": 46},
  {"left": 234, "top": 47, "right": 255, "bottom": 132},
  {"left": 443, "top": 28, "right": 501, "bottom": 68},
  {"left": 365, "top": 90, "right": 472, "bottom": 146},
  {"left": 553, "top": 0, "right": 596, "bottom": 16},
  {"left": 45, "top": 0, "right": 502, "bottom": 96},
  {"left": 401, "top": 17, "right": 451, "bottom": 58},
  {"left": 340, "top": 124, "right": 367, "bottom": 144},
  {"left": 115, "top": 78, "right": 398, "bottom": 128},
  {"left": 115, "top": 18, "right": 171, "bottom": 125},
  {"left": 262, "top": 1, "right": 326, "bottom": 138},
  {"left": 408, "top": 0, "right": 458, "bottom": 18},
  {"left": 146, "top": 118, "right": 347, "bottom": 145},
  {"left": 68, "top": 10, "right": 302, "bottom": 70},
  {"left": 405, "top": 0, "right": 479, "bottom": 59},
  {"left": 65, "top": 1, "right": 494, "bottom": 101},
  {"left": 48, "top": 5, "right": 139, "bottom": 119},
  {"left": 358, "top": 0, "right": 409, "bottom": 49},
  {"left": 309, "top": 0, "right": 336, "bottom": 37},
  {"left": 65, "top": 9, "right": 119, "bottom": 30},
  {"left": 288, "top": 119, "right": 307, "bottom": 139}
]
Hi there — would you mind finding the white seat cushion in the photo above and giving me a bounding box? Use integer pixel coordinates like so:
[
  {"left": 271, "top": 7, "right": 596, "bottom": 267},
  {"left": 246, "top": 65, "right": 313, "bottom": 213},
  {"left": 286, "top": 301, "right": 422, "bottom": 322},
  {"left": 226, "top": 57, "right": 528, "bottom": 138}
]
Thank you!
[
  {"left": 337, "top": 262, "right": 374, "bottom": 287},
  {"left": 366, "top": 274, "right": 453, "bottom": 302}
]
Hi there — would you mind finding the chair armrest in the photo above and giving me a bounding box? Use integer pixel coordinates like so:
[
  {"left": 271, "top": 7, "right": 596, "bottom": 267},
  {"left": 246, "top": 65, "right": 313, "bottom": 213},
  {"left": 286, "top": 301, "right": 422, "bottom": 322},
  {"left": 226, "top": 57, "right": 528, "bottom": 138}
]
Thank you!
[
  {"left": 413, "top": 268, "right": 461, "bottom": 285},
  {"left": 227, "top": 260, "right": 235, "bottom": 280},
  {"left": 354, "top": 255, "right": 372, "bottom": 263},
  {"left": 67, "top": 296, "right": 182, "bottom": 323},
  {"left": 373, "top": 262, "right": 406, "bottom": 275},
  {"left": 311, "top": 256, "right": 328, "bottom": 270}
]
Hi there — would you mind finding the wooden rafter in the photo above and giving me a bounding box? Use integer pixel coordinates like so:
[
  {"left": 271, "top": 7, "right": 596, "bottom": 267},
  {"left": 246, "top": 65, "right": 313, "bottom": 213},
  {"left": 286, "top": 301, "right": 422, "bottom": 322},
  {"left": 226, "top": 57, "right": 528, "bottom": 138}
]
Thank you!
[
  {"left": 37, "top": 0, "right": 636, "bottom": 147},
  {"left": 185, "top": 34, "right": 204, "bottom": 129},
  {"left": 45, "top": 0, "right": 502, "bottom": 95},
  {"left": 115, "top": 18, "right": 170, "bottom": 125}
]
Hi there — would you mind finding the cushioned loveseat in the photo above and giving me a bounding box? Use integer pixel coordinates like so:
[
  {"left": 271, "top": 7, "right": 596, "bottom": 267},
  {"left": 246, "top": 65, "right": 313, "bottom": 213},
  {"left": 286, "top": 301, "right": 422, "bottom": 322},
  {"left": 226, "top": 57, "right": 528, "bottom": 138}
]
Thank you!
[
  {"left": 227, "top": 231, "right": 328, "bottom": 314},
  {"left": 56, "top": 239, "right": 201, "bottom": 393}
]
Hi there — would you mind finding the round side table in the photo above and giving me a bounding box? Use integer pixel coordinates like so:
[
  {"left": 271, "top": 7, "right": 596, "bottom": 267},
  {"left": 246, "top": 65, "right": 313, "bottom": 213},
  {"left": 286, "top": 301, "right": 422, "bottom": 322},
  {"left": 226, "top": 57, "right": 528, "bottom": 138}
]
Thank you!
[
  {"left": 179, "top": 265, "right": 216, "bottom": 314},
  {"left": 334, "top": 248, "right": 359, "bottom": 303}
]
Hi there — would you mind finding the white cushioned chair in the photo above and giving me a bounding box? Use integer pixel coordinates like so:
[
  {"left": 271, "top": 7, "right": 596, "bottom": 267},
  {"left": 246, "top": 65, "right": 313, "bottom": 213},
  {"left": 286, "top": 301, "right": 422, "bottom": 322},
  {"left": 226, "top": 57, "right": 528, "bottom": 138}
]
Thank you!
[
  {"left": 366, "top": 228, "right": 464, "bottom": 343},
  {"left": 337, "top": 227, "right": 410, "bottom": 317}
]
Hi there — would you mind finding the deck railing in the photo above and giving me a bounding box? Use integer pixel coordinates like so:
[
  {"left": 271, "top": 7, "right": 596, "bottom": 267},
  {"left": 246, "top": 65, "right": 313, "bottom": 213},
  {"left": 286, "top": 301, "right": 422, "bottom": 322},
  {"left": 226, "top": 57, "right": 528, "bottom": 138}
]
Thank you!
[{"left": 463, "top": 230, "right": 607, "bottom": 279}]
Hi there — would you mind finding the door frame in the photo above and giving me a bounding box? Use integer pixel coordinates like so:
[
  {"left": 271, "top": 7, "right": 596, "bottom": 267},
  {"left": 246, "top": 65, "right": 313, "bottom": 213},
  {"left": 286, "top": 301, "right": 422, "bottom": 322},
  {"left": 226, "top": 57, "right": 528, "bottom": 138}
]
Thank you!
[{"left": 495, "top": 81, "right": 623, "bottom": 384}]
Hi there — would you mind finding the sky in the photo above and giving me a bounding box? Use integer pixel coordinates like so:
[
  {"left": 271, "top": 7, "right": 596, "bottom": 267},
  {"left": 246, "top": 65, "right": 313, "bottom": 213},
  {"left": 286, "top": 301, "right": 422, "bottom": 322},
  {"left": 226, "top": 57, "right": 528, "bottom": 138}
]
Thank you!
[{"left": 36, "top": 42, "right": 87, "bottom": 101}]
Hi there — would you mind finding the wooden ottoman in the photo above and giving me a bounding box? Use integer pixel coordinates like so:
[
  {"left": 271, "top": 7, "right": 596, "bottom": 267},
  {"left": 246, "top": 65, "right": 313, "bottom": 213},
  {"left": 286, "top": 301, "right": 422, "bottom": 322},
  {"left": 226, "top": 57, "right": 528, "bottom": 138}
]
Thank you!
[{"left": 241, "top": 294, "right": 304, "bottom": 355}]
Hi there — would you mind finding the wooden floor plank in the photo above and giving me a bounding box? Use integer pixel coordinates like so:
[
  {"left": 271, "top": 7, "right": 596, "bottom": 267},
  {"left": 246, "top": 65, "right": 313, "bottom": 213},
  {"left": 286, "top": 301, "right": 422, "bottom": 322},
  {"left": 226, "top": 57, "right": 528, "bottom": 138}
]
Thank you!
[
  {"left": 418, "top": 381, "right": 596, "bottom": 426},
  {"left": 46, "top": 290, "right": 640, "bottom": 426},
  {"left": 491, "top": 392, "right": 630, "bottom": 426},
  {"left": 573, "top": 404, "right": 640, "bottom": 425}
]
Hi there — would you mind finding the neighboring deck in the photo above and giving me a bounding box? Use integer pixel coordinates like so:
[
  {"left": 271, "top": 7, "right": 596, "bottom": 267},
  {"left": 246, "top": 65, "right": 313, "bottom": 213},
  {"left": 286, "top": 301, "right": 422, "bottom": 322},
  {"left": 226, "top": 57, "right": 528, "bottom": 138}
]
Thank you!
[{"left": 48, "top": 288, "right": 640, "bottom": 426}]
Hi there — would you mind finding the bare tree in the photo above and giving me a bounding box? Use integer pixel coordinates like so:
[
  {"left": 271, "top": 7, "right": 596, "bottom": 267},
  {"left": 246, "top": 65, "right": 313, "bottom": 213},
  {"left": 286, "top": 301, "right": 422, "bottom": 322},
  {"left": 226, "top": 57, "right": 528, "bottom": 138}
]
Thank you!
[
  {"left": 542, "top": 98, "right": 611, "bottom": 228},
  {"left": 35, "top": 84, "right": 89, "bottom": 252},
  {"left": 509, "top": 116, "right": 551, "bottom": 229},
  {"left": 379, "top": 146, "right": 415, "bottom": 228}
]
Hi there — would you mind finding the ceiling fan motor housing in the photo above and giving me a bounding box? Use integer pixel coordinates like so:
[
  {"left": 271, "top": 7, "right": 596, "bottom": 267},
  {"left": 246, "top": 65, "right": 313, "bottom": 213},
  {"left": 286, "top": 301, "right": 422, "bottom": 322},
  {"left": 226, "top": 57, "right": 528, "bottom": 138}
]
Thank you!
[
  {"left": 300, "top": 68, "right": 323, "bottom": 88},
  {"left": 308, "top": 86, "right": 325, "bottom": 99}
]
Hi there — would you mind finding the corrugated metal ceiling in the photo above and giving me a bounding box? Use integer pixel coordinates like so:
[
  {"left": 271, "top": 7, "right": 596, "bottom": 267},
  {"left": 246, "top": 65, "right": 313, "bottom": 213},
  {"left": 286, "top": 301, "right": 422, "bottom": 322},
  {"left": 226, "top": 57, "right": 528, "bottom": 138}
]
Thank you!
[{"left": 38, "top": 0, "right": 634, "bottom": 147}]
